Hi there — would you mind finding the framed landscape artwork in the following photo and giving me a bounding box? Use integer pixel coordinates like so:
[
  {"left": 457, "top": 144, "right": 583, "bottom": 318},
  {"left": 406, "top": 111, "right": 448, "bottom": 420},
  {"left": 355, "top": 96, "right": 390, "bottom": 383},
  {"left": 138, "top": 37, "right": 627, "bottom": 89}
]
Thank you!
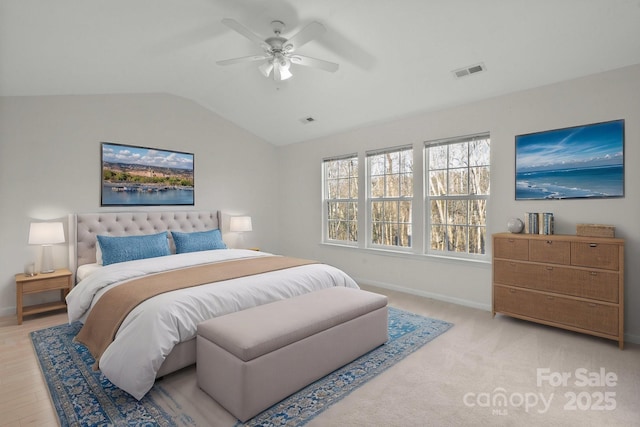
[
  {"left": 515, "top": 119, "right": 624, "bottom": 200},
  {"left": 101, "top": 142, "right": 194, "bottom": 206}
]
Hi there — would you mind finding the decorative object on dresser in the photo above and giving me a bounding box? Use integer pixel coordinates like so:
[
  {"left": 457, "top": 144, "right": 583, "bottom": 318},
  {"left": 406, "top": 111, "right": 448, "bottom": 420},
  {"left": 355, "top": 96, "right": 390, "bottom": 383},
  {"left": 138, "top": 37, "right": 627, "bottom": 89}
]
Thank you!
[
  {"left": 576, "top": 223, "right": 615, "bottom": 238},
  {"left": 15, "top": 268, "right": 72, "bottom": 325},
  {"left": 524, "top": 212, "right": 554, "bottom": 235},
  {"left": 507, "top": 217, "right": 524, "bottom": 234},
  {"left": 492, "top": 233, "right": 624, "bottom": 349},
  {"left": 28, "top": 221, "right": 66, "bottom": 273}
]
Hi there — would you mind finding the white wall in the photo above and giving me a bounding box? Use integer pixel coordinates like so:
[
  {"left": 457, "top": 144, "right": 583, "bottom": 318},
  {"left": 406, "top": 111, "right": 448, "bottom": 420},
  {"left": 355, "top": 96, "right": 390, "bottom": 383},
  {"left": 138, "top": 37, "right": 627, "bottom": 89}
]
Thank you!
[
  {"left": 277, "top": 64, "right": 640, "bottom": 343},
  {"left": 0, "top": 93, "right": 280, "bottom": 315}
]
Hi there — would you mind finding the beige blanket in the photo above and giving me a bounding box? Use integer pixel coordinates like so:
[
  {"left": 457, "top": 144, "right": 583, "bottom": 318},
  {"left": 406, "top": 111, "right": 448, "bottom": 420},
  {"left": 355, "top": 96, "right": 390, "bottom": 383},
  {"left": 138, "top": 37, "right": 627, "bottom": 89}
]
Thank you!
[{"left": 75, "top": 256, "right": 317, "bottom": 367}]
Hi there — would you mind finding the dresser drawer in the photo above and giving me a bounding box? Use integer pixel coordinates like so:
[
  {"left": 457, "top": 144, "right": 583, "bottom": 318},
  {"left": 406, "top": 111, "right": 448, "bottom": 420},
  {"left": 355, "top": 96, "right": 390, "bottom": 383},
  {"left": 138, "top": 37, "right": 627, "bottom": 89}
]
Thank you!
[
  {"left": 494, "top": 237, "right": 528, "bottom": 260},
  {"left": 529, "top": 239, "right": 570, "bottom": 265},
  {"left": 536, "top": 266, "right": 619, "bottom": 303},
  {"left": 494, "top": 286, "right": 618, "bottom": 336},
  {"left": 571, "top": 242, "right": 619, "bottom": 270},
  {"left": 494, "top": 285, "right": 541, "bottom": 318},
  {"left": 494, "top": 260, "right": 619, "bottom": 302},
  {"left": 493, "top": 260, "right": 539, "bottom": 290}
]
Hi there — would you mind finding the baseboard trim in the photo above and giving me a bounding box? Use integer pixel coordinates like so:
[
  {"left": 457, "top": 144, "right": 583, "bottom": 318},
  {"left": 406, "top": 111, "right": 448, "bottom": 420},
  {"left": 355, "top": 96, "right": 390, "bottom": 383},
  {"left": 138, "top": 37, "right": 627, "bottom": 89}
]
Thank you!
[
  {"left": 624, "top": 332, "right": 640, "bottom": 345},
  {"left": 0, "top": 307, "right": 15, "bottom": 318},
  {"left": 354, "top": 277, "right": 492, "bottom": 312}
]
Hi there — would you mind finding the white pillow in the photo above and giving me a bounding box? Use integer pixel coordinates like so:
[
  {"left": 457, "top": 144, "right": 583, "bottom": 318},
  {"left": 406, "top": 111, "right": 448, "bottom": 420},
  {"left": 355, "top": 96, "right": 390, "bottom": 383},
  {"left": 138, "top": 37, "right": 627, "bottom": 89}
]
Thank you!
[
  {"left": 76, "top": 263, "right": 103, "bottom": 281},
  {"left": 96, "top": 241, "right": 103, "bottom": 265}
]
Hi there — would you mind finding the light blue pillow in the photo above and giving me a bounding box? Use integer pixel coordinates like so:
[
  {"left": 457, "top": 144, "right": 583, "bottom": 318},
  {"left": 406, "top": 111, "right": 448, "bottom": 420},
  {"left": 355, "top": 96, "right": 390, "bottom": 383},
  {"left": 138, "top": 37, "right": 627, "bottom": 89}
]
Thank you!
[
  {"left": 96, "top": 232, "right": 170, "bottom": 266},
  {"left": 171, "top": 229, "right": 227, "bottom": 254}
]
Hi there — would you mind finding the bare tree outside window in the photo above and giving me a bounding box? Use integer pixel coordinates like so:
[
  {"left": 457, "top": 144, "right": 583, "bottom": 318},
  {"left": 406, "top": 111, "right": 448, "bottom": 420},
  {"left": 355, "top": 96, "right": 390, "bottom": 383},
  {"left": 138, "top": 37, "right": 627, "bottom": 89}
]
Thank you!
[
  {"left": 323, "top": 155, "right": 358, "bottom": 243},
  {"left": 368, "top": 147, "right": 413, "bottom": 247},
  {"left": 426, "top": 134, "right": 490, "bottom": 255}
]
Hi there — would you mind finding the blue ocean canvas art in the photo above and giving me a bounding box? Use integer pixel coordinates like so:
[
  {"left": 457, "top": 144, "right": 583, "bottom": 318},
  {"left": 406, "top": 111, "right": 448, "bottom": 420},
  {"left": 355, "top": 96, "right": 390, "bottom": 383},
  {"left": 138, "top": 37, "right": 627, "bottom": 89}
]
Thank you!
[{"left": 515, "top": 120, "right": 624, "bottom": 200}]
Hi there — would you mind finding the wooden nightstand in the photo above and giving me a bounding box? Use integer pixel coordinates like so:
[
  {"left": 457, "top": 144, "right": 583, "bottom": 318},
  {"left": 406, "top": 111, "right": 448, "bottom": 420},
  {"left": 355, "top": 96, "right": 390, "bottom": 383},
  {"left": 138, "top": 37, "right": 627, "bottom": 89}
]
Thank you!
[{"left": 15, "top": 268, "right": 72, "bottom": 325}]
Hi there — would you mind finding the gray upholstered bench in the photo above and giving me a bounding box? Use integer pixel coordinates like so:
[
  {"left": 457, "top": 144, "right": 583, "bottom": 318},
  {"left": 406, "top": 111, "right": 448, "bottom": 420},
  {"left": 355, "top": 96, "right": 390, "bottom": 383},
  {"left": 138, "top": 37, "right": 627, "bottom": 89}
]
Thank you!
[{"left": 196, "top": 286, "right": 388, "bottom": 422}]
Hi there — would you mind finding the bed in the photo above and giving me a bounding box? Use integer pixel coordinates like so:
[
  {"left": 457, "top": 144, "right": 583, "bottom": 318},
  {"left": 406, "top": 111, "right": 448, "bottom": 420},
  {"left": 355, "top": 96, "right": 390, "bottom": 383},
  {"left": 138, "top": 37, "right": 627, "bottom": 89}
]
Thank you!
[{"left": 66, "top": 210, "right": 359, "bottom": 400}]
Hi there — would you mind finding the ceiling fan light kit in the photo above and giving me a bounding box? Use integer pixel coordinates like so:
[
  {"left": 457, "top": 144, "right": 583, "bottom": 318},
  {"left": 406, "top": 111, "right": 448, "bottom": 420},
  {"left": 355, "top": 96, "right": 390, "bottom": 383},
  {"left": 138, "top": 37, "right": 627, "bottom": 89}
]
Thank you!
[{"left": 217, "top": 19, "right": 339, "bottom": 81}]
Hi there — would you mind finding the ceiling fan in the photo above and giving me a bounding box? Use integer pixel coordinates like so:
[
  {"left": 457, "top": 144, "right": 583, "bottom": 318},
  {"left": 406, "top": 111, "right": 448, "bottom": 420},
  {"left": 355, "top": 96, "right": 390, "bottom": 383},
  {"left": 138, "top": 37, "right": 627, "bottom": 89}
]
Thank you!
[{"left": 217, "top": 18, "right": 339, "bottom": 81}]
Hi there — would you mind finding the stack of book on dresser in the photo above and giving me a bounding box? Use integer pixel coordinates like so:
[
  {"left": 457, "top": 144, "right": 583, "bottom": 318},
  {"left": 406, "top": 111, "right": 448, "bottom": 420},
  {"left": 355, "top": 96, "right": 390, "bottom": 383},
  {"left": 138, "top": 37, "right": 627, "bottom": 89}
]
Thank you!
[{"left": 525, "top": 212, "right": 554, "bottom": 235}]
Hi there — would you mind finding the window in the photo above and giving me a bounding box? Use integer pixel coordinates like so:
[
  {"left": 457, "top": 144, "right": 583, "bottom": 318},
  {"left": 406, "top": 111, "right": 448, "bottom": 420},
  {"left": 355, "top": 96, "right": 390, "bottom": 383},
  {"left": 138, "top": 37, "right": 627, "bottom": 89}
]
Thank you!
[
  {"left": 323, "top": 155, "right": 358, "bottom": 243},
  {"left": 367, "top": 146, "right": 413, "bottom": 248},
  {"left": 425, "top": 134, "right": 490, "bottom": 256}
]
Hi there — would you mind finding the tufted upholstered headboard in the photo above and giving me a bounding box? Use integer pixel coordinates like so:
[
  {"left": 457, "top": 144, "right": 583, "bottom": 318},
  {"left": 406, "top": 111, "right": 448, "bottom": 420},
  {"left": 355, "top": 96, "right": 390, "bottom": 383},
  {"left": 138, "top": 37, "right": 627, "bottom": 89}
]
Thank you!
[{"left": 68, "top": 210, "right": 221, "bottom": 282}]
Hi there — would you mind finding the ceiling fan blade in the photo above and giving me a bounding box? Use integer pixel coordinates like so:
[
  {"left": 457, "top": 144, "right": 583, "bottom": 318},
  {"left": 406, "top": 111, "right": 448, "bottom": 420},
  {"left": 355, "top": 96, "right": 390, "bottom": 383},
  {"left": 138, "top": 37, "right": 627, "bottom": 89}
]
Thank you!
[
  {"left": 221, "top": 18, "right": 270, "bottom": 51},
  {"left": 283, "top": 21, "right": 326, "bottom": 52},
  {"left": 216, "top": 54, "right": 270, "bottom": 66},
  {"left": 289, "top": 55, "right": 339, "bottom": 73}
]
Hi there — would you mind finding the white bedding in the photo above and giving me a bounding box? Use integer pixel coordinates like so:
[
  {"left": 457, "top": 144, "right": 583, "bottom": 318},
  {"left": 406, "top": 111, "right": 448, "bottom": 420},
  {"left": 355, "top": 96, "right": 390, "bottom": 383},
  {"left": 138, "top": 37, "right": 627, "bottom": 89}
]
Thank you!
[
  {"left": 66, "top": 249, "right": 359, "bottom": 400},
  {"left": 75, "top": 263, "right": 102, "bottom": 282}
]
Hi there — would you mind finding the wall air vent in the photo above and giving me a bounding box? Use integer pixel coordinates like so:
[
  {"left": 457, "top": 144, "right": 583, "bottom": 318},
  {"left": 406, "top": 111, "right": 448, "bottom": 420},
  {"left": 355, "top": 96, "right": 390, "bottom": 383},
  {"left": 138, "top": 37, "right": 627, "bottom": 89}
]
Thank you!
[{"left": 452, "top": 62, "right": 486, "bottom": 79}]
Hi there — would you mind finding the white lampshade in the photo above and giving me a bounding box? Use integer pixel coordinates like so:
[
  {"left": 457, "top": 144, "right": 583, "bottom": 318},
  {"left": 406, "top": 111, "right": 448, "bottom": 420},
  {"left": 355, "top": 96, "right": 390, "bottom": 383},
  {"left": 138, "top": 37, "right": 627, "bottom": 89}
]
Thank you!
[
  {"left": 28, "top": 222, "right": 65, "bottom": 274},
  {"left": 230, "top": 216, "right": 252, "bottom": 232},
  {"left": 28, "top": 222, "right": 65, "bottom": 245}
]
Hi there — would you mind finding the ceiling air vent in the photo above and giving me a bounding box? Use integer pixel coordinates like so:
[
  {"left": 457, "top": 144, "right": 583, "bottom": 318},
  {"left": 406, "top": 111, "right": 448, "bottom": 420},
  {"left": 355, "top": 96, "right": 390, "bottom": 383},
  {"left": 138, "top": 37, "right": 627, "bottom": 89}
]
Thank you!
[
  {"left": 452, "top": 62, "right": 486, "bottom": 79},
  {"left": 300, "top": 116, "right": 316, "bottom": 124}
]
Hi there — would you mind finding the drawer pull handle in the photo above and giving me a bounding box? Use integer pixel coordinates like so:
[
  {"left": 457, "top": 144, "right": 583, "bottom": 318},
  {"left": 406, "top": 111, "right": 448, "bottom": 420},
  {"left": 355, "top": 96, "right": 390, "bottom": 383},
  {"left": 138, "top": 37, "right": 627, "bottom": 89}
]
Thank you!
[
  {"left": 546, "top": 266, "right": 553, "bottom": 271},
  {"left": 508, "top": 239, "right": 515, "bottom": 243},
  {"left": 510, "top": 262, "right": 516, "bottom": 266},
  {"left": 589, "top": 243, "right": 598, "bottom": 248},
  {"left": 509, "top": 289, "right": 516, "bottom": 294},
  {"left": 546, "top": 240, "right": 553, "bottom": 245},
  {"left": 590, "top": 271, "right": 598, "bottom": 276},
  {"left": 546, "top": 296, "right": 554, "bottom": 300},
  {"left": 588, "top": 303, "right": 597, "bottom": 308}
]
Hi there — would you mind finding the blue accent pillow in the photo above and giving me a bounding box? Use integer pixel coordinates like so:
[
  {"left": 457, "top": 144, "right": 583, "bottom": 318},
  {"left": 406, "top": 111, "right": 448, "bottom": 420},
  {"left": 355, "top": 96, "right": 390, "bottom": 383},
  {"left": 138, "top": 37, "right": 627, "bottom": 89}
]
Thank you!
[
  {"left": 96, "top": 232, "right": 170, "bottom": 266},
  {"left": 171, "top": 229, "right": 227, "bottom": 254}
]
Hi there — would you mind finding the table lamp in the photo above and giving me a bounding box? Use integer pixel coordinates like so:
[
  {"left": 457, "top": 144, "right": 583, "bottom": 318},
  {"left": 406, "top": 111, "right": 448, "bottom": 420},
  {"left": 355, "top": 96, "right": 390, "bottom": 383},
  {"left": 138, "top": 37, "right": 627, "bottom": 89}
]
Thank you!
[
  {"left": 230, "top": 216, "right": 252, "bottom": 248},
  {"left": 28, "top": 222, "right": 66, "bottom": 273}
]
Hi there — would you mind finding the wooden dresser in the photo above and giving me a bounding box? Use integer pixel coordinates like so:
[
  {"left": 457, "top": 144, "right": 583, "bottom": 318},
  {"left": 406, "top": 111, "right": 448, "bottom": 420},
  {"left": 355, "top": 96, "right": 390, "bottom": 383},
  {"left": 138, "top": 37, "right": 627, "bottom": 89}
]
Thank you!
[{"left": 492, "top": 233, "right": 624, "bottom": 349}]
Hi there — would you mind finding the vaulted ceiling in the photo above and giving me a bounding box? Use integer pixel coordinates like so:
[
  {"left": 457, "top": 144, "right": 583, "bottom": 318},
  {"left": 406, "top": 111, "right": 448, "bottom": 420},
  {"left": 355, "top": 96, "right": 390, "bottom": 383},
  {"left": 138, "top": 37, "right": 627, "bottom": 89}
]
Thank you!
[{"left": 2, "top": 1, "right": 639, "bottom": 145}]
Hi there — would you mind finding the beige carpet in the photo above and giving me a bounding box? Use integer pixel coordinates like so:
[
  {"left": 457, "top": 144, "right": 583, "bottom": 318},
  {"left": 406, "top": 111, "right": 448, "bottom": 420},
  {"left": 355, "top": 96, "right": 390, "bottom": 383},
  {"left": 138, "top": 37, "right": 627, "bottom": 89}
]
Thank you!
[{"left": 153, "top": 284, "right": 639, "bottom": 426}]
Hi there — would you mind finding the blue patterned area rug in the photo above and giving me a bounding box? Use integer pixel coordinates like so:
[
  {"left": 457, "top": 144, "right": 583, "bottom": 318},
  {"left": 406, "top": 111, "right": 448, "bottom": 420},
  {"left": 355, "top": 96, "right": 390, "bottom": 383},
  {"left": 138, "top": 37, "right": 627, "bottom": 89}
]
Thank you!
[{"left": 31, "top": 307, "right": 452, "bottom": 426}]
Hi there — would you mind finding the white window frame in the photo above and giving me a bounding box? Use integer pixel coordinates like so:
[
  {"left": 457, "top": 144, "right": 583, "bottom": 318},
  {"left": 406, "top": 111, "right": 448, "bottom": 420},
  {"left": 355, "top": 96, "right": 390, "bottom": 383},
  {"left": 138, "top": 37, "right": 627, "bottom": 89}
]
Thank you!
[
  {"left": 366, "top": 145, "right": 414, "bottom": 250},
  {"left": 322, "top": 154, "right": 359, "bottom": 245},
  {"left": 424, "top": 133, "right": 490, "bottom": 260}
]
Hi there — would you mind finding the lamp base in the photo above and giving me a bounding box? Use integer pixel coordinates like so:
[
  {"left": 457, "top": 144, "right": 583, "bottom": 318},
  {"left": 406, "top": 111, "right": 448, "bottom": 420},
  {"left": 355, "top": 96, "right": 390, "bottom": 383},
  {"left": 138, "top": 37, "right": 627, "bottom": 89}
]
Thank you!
[{"left": 40, "top": 245, "right": 55, "bottom": 274}]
